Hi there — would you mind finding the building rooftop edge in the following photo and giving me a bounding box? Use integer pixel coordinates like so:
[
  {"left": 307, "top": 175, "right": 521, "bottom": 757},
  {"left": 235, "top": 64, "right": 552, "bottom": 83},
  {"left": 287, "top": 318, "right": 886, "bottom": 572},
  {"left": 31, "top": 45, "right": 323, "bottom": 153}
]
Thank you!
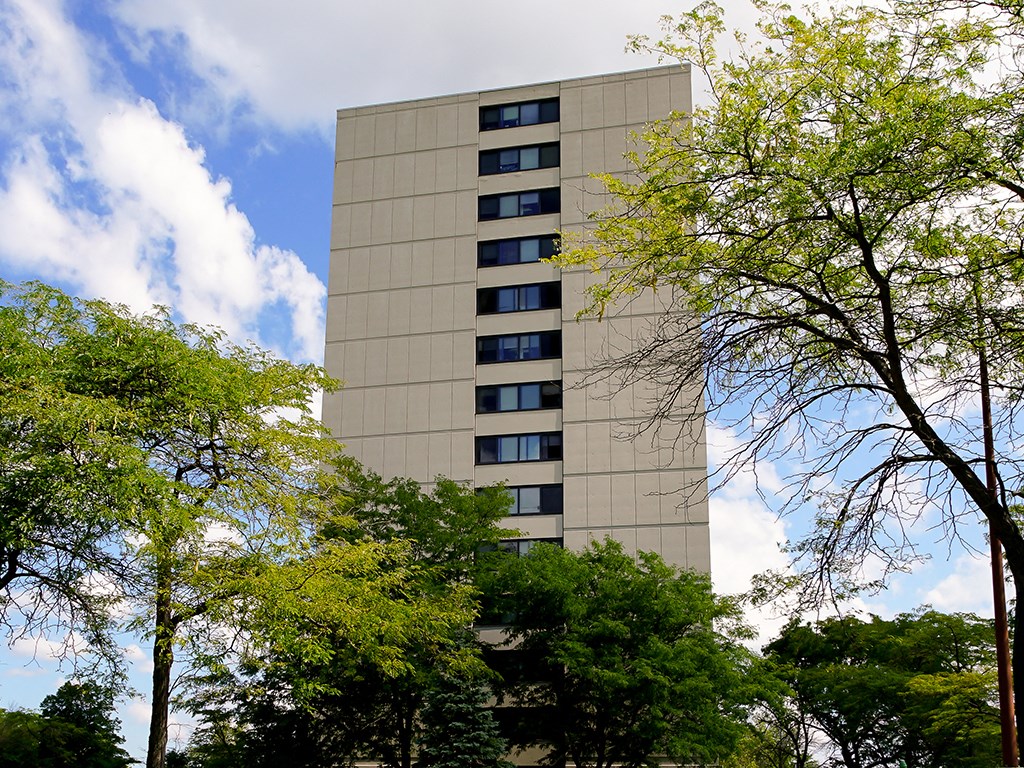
[{"left": 334, "top": 62, "right": 691, "bottom": 118}]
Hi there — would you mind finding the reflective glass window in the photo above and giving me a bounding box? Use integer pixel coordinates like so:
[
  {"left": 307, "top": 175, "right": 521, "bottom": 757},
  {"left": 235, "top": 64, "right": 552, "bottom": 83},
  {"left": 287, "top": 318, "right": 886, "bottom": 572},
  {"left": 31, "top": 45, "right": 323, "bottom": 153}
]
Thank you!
[
  {"left": 477, "top": 236, "right": 558, "bottom": 267},
  {"left": 477, "top": 338, "right": 498, "bottom": 363},
  {"left": 521, "top": 103, "right": 540, "bottom": 124},
  {"left": 478, "top": 190, "right": 558, "bottom": 221},
  {"left": 477, "top": 438, "right": 498, "bottom": 464},
  {"left": 522, "top": 334, "right": 540, "bottom": 359},
  {"left": 541, "top": 382, "right": 561, "bottom": 408},
  {"left": 477, "top": 387, "right": 498, "bottom": 412},
  {"left": 477, "top": 332, "right": 560, "bottom": 364},
  {"left": 518, "top": 486, "right": 541, "bottom": 515},
  {"left": 498, "top": 240, "right": 519, "bottom": 264},
  {"left": 499, "top": 149, "right": 519, "bottom": 172},
  {"left": 540, "top": 485, "right": 562, "bottom": 513},
  {"left": 480, "top": 99, "right": 558, "bottom": 131},
  {"left": 475, "top": 434, "right": 561, "bottom": 464},
  {"left": 479, "top": 143, "right": 558, "bottom": 176},
  {"left": 519, "top": 384, "right": 540, "bottom": 410},
  {"left": 499, "top": 336, "right": 520, "bottom": 361},
  {"left": 519, "top": 239, "right": 540, "bottom": 262},
  {"left": 498, "top": 436, "right": 518, "bottom": 461},
  {"left": 519, "top": 193, "right": 540, "bottom": 216},
  {"left": 499, "top": 194, "right": 518, "bottom": 218},
  {"left": 478, "top": 241, "right": 499, "bottom": 266},
  {"left": 476, "top": 382, "right": 561, "bottom": 413},
  {"left": 497, "top": 287, "right": 516, "bottom": 313},
  {"left": 478, "top": 197, "right": 499, "bottom": 220},
  {"left": 545, "top": 435, "right": 562, "bottom": 460},
  {"left": 499, "top": 386, "right": 518, "bottom": 411}
]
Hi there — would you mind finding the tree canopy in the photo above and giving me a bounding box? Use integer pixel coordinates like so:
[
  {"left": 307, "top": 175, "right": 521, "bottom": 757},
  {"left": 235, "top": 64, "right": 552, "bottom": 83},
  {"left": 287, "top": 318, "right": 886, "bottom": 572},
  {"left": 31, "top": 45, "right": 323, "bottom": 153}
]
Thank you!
[
  {"left": 0, "top": 281, "right": 342, "bottom": 768},
  {"left": 765, "top": 610, "right": 1000, "bottom": 768},
  {"left": 176, "top": 461, "right": 512, "bottom": 768},
  {"left": 557, "top": 0, "right": 1024, "bottom": 741},
  {"left": 0, "top": 681, "right": 133, "bottom": 768},
  {"left": 482, "top": 540, "right": 753, "bottom": 768}
]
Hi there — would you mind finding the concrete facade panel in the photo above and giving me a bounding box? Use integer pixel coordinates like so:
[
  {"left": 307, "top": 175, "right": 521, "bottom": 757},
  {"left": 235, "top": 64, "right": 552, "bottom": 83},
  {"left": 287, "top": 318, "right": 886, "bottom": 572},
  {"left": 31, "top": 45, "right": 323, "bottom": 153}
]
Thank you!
[{"left": 325, "top": 66, "right": 709, "bottom": 575}]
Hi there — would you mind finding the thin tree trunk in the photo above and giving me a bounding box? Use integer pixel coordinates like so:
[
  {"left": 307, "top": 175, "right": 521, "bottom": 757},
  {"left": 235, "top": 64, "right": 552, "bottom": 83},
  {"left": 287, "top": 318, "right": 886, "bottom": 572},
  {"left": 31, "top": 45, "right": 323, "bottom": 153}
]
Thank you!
[
  {"left": 1013, "top": 573, "right": 1024, "bottom": 759},
  {"left": 146, "top": 554, "right": 174, "bottom": 768}
]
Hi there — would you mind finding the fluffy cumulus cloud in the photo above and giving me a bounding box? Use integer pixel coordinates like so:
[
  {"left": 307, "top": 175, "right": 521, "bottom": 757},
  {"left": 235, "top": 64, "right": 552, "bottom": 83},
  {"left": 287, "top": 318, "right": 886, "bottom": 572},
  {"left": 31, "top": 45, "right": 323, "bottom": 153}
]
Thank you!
[
  {"left": 107, "top": 0, "right": 704, "bottom": 132},
  {"left": 921, "top": 552, "right": 998, "bottom": 617},
  {"left": 705, "top": 424, "right": 795, "bottom": 640},
  {"left": 0, "top": 0, "right": 325, "bottom": 361}
]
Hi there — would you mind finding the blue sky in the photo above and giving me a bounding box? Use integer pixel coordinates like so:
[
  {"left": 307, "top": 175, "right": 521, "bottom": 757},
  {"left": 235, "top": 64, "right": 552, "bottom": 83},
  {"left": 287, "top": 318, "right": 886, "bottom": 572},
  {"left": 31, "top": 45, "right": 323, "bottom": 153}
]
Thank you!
[{"left": 0, "top": 0, "right": 1000, "bottom": 760}]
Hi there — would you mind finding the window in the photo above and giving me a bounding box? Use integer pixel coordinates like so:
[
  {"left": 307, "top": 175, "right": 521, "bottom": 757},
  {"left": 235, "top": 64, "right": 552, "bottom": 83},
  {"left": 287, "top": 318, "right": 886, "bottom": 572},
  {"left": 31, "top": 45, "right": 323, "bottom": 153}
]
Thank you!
[
  {"left": 476, "top": 382, "right": 561, "bottom": 413},
  {"left": 480, "top": 99, "right": 559, "bottom": 131},
  {"left": 477, "top": 282, "right": 560, "bottom": 314},
  {"left": 504, "top": 484, "right": 563, "bottom": 515},
  {"left": 498, "top": 537, "right": 563, "bottom": 556},
  {"left": 478, "top": 235, "right": 559, "bottom": 267},
  {"left": 480, "top": 143, "right": 559, "bottom": 175},
  {"left": 475, "top": 432, "right": 562, "bottom": 464},
  {"left": 476, "top": 331, "right": 560, "bottom": 364},
  {"left": 478, "top": 189, "right": 560, "bottom": 220}
]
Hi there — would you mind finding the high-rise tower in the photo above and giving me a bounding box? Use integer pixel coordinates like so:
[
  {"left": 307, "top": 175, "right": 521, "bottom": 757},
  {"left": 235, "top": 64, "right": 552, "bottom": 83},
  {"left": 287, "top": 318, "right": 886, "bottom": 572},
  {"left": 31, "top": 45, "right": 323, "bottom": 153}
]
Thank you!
[{"left": 323, "top": 65, "right": 709, "bottom": 571}]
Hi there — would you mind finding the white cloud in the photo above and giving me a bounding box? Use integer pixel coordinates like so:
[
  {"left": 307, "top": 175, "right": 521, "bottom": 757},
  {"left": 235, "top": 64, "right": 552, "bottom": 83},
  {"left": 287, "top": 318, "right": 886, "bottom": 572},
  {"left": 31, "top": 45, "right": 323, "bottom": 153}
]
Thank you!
[
  {"left": 921, "top": 553, "right": 1002, "bottom": 617},
  {"left": 123, "top": 643, "right": 155, "bottom": 674},
  {"left": 0, "top": 0, "right": 325, "bottom": 362},
  {"left": 108, "top": 0, "right": 720, "bottom": 133},
  {"left": 710, "top": 493, "right": 794, "bottom": 643},
  {"left": 126, "top": 696, "right": 152, "bottom": 724},
  {"left": 8, "top": 632, "right": 88, "bottom": 663},
  {"left": 705, "top": 423, "right": 796, "bottom": 641},
  {"left": 710, "top": 495, "right": 789, "bottom": 598},
  {"left": 707, "top": 422, "right": 785, "bottom": 498}
]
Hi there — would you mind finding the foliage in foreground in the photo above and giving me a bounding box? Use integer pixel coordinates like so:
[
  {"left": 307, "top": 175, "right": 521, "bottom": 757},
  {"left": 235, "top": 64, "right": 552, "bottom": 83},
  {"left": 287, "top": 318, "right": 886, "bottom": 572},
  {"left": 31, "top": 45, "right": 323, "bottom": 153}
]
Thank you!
[
  {"left": 0, "top": 682, "right": 133, "bottom": 768},
  {"left": 175, "top": 462, "right": 511, "bottom": 768},
  {"left": 1, "top": 280, "right": 340, "bottom": 768},
  {"left": 482, "top": 540, "right": 754, "bottom": 768},
  {"left": 765, "top": 610, "right": 1000, "bottom": 768},
  {"left": 557, "top": 0, "right": 1024, "bottom": 741}
]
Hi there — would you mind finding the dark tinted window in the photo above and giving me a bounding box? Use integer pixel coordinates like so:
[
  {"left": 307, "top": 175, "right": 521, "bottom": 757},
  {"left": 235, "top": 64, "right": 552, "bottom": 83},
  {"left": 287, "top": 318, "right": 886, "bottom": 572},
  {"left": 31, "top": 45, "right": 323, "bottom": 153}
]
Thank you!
[
  {"left": 477, "top": 282, "right": 560, "bottom": 314},
  {"left": 476, "top": 381, "right": 562, "bottom": 413},
  {"left": 507, "top": 484, "right": 563, "bottom": 515},
  {"left": 478, "top": 235, "right": 559, "bottom": 267},
  {"left": 480, "top": 143, "right": 559, "bottom": 175},
  {"left": 476, "top": 332, "right": 560, "bottom": 364},
  {"left": 499, "top": 537, "right": 563, "bottom": 555},
  {"left": 475, "top": 433, "right": 562, "bottom": 464},
  {"left": 480, "top": 99, "right": 559, "bottom": 130},
  {"left": 478, "top": 189, "right": 560, "bottom": 220}
]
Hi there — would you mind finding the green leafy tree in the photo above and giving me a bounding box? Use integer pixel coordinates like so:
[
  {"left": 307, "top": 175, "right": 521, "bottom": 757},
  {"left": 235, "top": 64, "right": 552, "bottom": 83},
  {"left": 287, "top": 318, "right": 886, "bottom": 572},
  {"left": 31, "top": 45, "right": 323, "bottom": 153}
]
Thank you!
[
  {"left": 765, "top": 610, "right": 1000, "bottom": 768},
  {"left": 180, "top": 462, "right": 511, "bottom": 768},
  {"left": 417, "top": 673, "right": 512, "bottom": 768},
  {"left": 39, "top": 681, "right": 134, "bottom": 768},
  {"left": 0, "top": 282, "right": 148, "bottom": 673},
  {"left": 0, "top": 681, "right": 133, "bottom": 768},
  {"left": 482, "top": 540, "right": 752, "bottom": 768},
  {"left": 0, "top": 709, "right": 50, "bottom": 768},
  {"left": 0, "top": 281, "right": 338, "bottom": 768},
  {"left": 557, "top": 0, "right": 1024, "bottom": 733}
]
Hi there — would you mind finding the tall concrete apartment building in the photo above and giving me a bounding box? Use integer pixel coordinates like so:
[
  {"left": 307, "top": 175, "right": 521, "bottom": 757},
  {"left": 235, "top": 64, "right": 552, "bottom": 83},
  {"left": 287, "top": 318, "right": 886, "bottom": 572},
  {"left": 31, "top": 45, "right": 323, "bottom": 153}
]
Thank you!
[{"left": 323, "top": 65, "right": 709, "bottom": 572}]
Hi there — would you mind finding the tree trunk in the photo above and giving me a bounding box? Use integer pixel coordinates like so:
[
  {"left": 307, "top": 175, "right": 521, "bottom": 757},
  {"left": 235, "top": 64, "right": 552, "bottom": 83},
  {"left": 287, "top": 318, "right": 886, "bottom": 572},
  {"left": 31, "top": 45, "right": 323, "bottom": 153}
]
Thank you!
[
  {"left": 146, "top": 554, "right": 174, "bottom": 768},
  {"left": 1013, "top": 570, "right": 1024, "bottom": 759}
]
